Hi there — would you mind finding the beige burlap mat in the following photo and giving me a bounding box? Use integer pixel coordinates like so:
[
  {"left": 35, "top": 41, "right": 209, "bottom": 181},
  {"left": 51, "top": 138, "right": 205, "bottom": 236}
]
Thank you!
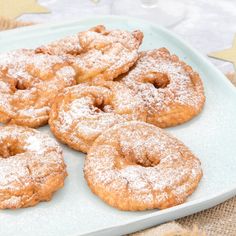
[
  {"left": 0, "top": 17, "right": 235, "bottom": 236},
  {"left": 0, "top": 16, "right": 33, "bottom": 31}
]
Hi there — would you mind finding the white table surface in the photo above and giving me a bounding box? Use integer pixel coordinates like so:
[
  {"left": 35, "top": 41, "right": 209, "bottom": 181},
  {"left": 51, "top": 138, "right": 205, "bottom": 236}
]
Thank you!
[{"left": 18, "top": 0, "right": 236, "bottom": 73}]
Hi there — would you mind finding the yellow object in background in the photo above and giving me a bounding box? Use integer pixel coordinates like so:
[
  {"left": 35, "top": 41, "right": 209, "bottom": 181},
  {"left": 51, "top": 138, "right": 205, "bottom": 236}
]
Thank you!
[
  {"left": 0, "top": 0, "right": 49, "bottom": 19},
  {"left": 209, "top": 35, "right": 236, "bottom": 70}
]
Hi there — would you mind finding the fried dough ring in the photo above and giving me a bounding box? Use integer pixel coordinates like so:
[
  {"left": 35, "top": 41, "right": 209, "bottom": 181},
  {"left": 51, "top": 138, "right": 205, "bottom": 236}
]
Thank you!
[
  {"left": 0, "top": 125, "right": 67, "bottom": 209},
  {"left": 118, "top": 48, "right": 205, "bottom": 127},
  {"left": 0, "top": 49, "right": 76, "bottom": 127},
  {"left": 73, "top": 25, "right": 143, "bottom": 84},
  {"left": 84, "top": 121, "right": 203, "bottom": 211},
  {"left": 49, "top": 84, "right": 146, "bottom": 153}
]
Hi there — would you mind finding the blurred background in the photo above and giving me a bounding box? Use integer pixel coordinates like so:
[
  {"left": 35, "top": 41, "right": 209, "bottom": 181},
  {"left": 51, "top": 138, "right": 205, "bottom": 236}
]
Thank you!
[{"left": 17, "top": 0, "right": 236, "bottom": 73}]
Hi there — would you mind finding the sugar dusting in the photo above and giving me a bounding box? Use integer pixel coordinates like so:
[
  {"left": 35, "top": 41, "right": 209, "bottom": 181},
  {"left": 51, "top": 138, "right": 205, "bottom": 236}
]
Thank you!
[
  {"left": 85, "top": 121, "right": 202, "bottom": 209},
  {"left": 36, "top": 34, "right": 82, "bottom": 56},
  {"left": 0, "top": 125, "right": 65, "bottom": 208},
  {"left": 0, "top": 27, "right": 204, "bottom": 210},
  {"left": 49, "top": 84, "right": 146, "bottom": 152},
  {"left": 0, "top": 49, "right": 76, "bottom": 126},
  {"left": 73, "top": 26, "right": 143, "bottom": 82},
  {"left": 121, "top": 49, "right": 205, "bottom": 113}
]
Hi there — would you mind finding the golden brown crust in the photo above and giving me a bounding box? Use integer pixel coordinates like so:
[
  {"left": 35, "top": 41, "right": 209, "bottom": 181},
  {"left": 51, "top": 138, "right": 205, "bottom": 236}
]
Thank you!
[
  {"left": 84, "top": 121, "right": 203, "bottom": 211},
  {"left": 72, "top": 25, "right": 143, "bottom": 84},
  {"left": 35, "top": 25, "right": 143, "bottom": 86},
  {"left": 0, "top": 49, "right": 76, "bottom": 128},
  {"left": 0, "top": 125, "right": 67, "bottom": 209},
  {"left": 118, "top": 48, "right": 205, "bottom": 128},
  {"left": 35, "top": 34, "right": 82, "bottom": 56},
  {"left": 49, "top": 84, "right": 146, "bottom": 153}
]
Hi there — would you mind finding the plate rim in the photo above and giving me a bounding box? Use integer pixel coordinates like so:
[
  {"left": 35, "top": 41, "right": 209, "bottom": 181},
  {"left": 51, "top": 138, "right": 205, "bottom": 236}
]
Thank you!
[{"left": 86, "top": 187, "right": 236, "bottom": 235}]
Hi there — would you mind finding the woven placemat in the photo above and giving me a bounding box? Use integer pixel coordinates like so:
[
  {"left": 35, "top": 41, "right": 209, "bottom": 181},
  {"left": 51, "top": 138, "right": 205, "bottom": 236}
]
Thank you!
[
  {"left": 0, "top": 17, "right": 235, "bottom": 236},
  {"left": 0, "top": 16, "right": 33, "bottom": 31}
]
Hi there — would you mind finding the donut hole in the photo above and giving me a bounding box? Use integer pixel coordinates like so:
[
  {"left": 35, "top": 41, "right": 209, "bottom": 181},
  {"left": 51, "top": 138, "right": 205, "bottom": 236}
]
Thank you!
[
  {"left": 143, "top": 72, "right": 170, "bottom": 89},
  {"left": 0, "top": 141, "right": 25, "bottom": 158},
  {"left": 115, "top": 144, "right": 160, "bottom": 169},
  {"left": 128, "top": 152, "right": 161, "bottom": 167},
  {"left": 15, "top": 81, "right": 27, "bottom": 90},
  {"left": 135, "top": 153, "right": 160, "bottom": 167},
  {"left": 95, "top": 102, "right": 106, "bottom": 112},
  {"left": 94, "top": 100, "right": 113, "bottom": 113}
]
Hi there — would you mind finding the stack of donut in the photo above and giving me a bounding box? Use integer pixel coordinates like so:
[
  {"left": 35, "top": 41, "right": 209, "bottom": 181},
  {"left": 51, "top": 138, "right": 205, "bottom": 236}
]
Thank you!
[{"left": 0, "top": 25, "right": 205, "bottom": 210}]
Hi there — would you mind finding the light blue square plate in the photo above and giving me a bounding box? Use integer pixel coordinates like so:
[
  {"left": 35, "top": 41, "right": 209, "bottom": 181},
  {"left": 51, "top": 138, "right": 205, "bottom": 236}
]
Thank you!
[{"left": 0, "top": 16, "right": 236, "bottom": 236}]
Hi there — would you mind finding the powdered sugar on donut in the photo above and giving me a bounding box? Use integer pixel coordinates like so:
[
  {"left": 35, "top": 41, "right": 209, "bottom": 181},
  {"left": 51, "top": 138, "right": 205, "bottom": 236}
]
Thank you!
[
  {"left": 36, "top": 34, "right": 82, "bottom": 56},
  {"left": 49, "top": 84, "right": 146, "bottom": 153},
  {"left": 0, "top": 125, "right": 66, "bottom": 209},
  {"left": 121, "top": 49, "right": 205, "bottom": 111},
  {"left": 73, "top": 25, "right": 143, "bottom": 83},
  {"left": 84, "top": 121, "right": 202, "bottom": 210},
  {"left": 0, "top": 49, "right": 76, "bottom": 127}
]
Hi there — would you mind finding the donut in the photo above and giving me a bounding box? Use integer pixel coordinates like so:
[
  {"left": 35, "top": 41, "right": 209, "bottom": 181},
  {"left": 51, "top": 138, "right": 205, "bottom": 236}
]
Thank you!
[
  {"left": 84, "top": 121, "right": 203, "bottom": 211},
  {"left": 0, "top": 125, "right": 67, "bottom": 209},
  {"left": 0, "top": 49, "right": 76, "bottom": 128},
  {"left": 117, "top": 48, "right": 205, "bottom": 128},
  {"left": 72, "top": 25, "right": 143, "bottom": 84},
  {"left": 49, "top": 83, "right": 146, "bottom": 153}
]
